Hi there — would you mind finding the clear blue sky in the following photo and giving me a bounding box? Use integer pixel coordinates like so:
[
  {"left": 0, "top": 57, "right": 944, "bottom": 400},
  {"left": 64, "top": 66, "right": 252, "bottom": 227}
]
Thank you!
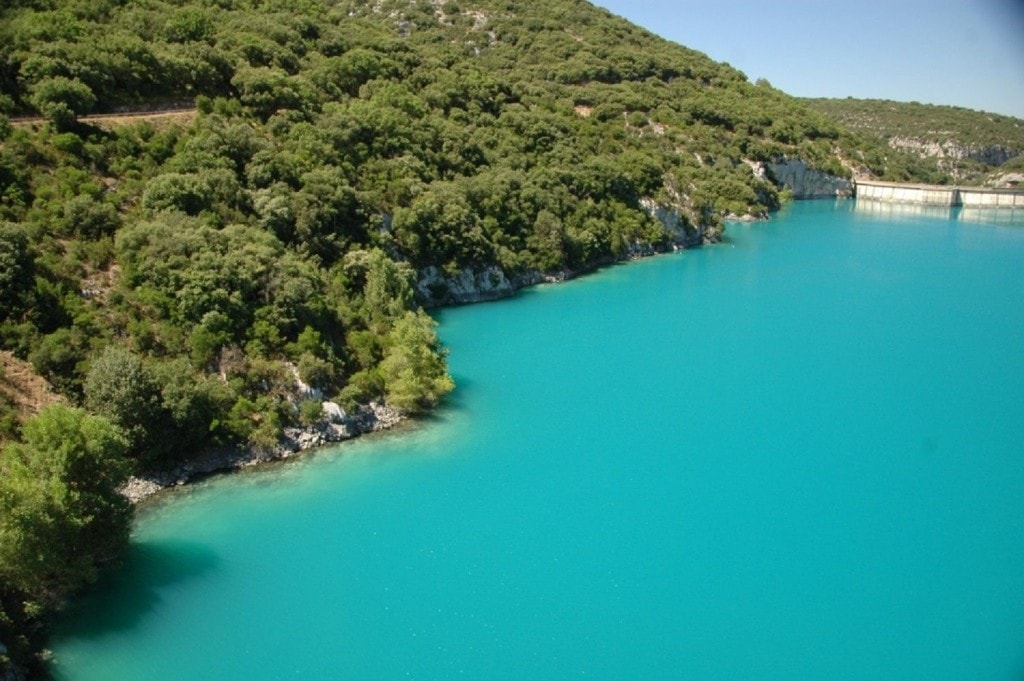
[{"left": 592, "top": 0, "right": 1024, "bottom": 119}]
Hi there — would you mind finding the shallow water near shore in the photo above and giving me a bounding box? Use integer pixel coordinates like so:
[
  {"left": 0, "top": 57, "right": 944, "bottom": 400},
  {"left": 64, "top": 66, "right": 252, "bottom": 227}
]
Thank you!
[{"left": 51, "top": 200, "right": 1024, "bottom": 680}]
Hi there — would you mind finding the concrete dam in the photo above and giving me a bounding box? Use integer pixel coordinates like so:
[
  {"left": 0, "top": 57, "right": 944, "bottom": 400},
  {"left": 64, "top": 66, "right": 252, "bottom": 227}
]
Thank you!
[{"left": 854, "top": 179, "right": 1024, "bottom": 209}]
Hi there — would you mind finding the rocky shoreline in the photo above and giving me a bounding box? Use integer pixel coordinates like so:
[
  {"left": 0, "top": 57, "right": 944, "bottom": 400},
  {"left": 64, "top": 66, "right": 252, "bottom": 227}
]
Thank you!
[{"left": 120, "top": 401, "right": 404, "bottom": 504}]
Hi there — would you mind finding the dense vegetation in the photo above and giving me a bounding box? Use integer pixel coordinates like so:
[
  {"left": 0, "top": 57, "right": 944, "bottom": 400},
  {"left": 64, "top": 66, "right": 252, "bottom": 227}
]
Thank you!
[
  {"left": 805, "top": 97, "right": 1024, "bottom": 184},
  {"left": 0, "top": 0, "right": 961, "bottom": 675}
]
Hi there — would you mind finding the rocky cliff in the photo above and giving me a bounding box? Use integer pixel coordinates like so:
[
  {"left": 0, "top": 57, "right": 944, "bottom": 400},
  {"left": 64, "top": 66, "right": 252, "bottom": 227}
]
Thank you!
[
  {"left": 415, "top": 266, "right": 541, "bottom": 306},
  {"left": 120, "top": 400, "right": 404, "bottom": 503},
  {"left": 766, "top": 159, "right": 854, "bottom": 199},
  {"left": 888, "top": 137, "right": 1020, "bottom": 167}
]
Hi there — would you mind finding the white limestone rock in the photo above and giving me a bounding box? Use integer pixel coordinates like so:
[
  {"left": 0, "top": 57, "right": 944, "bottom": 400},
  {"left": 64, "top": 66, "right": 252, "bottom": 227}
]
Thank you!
[
  {"left": 765, "top": 159, "right": 853, "bottom": 199},
  {"left": 417, "top": 265, "right": 520, "bottom": 305},
  {"left": 322, "top": 400, "right": 347, "bottom": 424},
  {"left": 639, "top": 197, "right": 703, "bottom": 246}
]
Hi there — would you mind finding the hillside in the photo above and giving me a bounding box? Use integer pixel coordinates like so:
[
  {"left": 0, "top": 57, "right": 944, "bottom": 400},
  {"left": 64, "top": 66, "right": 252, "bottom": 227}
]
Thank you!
[
  {"left": 805, "top": 97, "right": 1024, "bottom": 186},
  {"left": 0, "top": 351, "right": 62, "bottom": 443}
]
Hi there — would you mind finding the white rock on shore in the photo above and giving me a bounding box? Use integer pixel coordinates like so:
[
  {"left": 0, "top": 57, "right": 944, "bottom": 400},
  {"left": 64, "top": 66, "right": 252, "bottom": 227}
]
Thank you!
[{"left": 119, "top": 401, "right": 405, "bottom": 504}]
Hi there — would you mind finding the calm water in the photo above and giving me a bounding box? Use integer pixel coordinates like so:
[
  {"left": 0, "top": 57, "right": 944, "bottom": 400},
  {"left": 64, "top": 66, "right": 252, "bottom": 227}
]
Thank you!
[{"left": 52, "top": 201, "right": 1024, "bottom": 680}]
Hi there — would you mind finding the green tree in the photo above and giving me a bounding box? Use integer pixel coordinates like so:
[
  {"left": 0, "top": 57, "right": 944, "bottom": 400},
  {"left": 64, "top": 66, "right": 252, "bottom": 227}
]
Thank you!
[
  {"left": 60, "top": 195, "right": 121, "bottom": 239},
  {"left": 28, "top": 328, "right": 87, "bottom": 397},
  {"left": 0, "top": 224, "right": 33, "bottom": 322},
  {"left": 151, "top": 356, "right": 229, "bottom": 454},
  {"left": 379, "top": 310, "right": 454, "bottom": 415},
  {"left": 84, "top": 345, "right": 162, "bottom": 456},
  {"left": 231, "top": 66, "right": 314, "bottom": 120},
  {"left": 28, "top": 76, "right": 97, "bottom": 128},
  {"left": 362, "top": 248, "right": 415, "bottom": 325},
  {"left": 0, "top": 405, "right": 132, "bottom": 612},
  {"left": 527, "top": 209, "right": 567, "bottom": 271}
]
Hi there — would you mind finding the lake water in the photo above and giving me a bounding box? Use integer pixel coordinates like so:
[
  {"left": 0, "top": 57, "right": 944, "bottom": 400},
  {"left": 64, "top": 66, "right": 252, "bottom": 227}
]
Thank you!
[{"left": 51, "top": 201, "right": 1024, "bottom": 680}]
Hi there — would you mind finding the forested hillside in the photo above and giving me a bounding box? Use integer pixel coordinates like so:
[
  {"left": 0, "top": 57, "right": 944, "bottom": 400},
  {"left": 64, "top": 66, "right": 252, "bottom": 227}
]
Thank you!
[
  {"left": 0, "top": 1, "right": 936, "bottom": 675},
  {"left": 805, "top": 97, "right": 1024, "bottom": 185}
]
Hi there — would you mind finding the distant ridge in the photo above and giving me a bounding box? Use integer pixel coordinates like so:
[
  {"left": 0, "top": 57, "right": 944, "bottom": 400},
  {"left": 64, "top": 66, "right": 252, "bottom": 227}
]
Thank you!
[{"left": 805, "top": 98, "right": 1024, "bottom": 186}]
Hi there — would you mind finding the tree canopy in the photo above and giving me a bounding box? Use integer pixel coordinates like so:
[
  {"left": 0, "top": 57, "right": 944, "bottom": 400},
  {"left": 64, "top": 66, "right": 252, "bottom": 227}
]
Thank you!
[{"left": 0, "top": 405, "right": 132, "bottom": 612}]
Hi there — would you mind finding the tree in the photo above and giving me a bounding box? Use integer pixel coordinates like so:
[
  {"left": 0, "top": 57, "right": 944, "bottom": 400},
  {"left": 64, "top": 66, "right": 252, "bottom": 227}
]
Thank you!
[
  {"left": 231, "top": 66, "right": 314, "bottom": 120},
  {"left": 84, "top": 345, "right": 162, "bottom": 456},
  {"left": 0, "top": 223, "right": 32, "bottom": 322},
  {"left": 150, "top": 356, "right": 228, "bottom": 453},
  {"left": 362, "top": 248, "right": 415, "bottom": 325},
  {"left": 28, "top": 76, "right": 96, "bottom": 128},
  {"left": 60, "top": 195, "right": 121, "bottom": 239},
  {"left": 0, "top": 405, "right": 132, "bottom": 612},
  {"left": 379, "top": 310, "right": 454, "bottom": 415},
  {"left": 527, "top": 209, "right": 567, "bottom": 271}
]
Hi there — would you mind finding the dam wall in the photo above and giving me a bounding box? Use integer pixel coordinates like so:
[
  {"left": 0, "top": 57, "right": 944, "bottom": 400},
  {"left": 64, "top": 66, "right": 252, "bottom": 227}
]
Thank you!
[
  {"left": 959, "top": 188, "right": 1024, "bottom": 209},
  {"left": 855, "top": 180, "right": 958, "bottom": 206},
  {"left": 855, "top": 180, "right": 1024, "bottom": 209}
]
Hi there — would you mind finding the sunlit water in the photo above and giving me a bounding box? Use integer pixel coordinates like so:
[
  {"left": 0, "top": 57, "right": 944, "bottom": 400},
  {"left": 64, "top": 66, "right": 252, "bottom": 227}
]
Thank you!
[{"left": 51, "top": 201, "right": 1024, "bottom": 680}]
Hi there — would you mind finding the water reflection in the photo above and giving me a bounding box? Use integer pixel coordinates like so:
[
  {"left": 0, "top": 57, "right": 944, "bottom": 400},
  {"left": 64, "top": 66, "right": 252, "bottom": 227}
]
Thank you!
[
  {"left": 854, "top": 199, "right": 1024, "bottom": 225},
  {"left": 959, "top": 207, "right": 1024, "bottom": 225},
  {"left": 853, "top": 198, "right": 957, "bottom": 222}
]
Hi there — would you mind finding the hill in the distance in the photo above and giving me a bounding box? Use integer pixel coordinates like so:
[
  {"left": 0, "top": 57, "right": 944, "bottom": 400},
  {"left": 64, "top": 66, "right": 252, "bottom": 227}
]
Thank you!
[{"left": 805, "top": 97, "right": 1024, "bottom": 186}]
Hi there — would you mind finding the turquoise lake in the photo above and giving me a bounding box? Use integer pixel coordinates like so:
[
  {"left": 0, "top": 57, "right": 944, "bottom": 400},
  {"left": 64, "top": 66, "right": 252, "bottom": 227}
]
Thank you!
[{"left": 52, "top": 200, "right": 1024, "bottom": 680}]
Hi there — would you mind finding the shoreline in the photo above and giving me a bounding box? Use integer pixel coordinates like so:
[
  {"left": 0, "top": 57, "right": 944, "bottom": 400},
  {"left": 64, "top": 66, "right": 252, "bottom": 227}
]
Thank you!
[{"left": 120, "top": 401, "right": 404, "bottom": 504}]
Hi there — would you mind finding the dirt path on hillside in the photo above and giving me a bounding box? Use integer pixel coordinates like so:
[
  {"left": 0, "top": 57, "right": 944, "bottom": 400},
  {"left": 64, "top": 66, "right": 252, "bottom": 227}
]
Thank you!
[
  {"left": 11, "top": 108, "right": 198, "bottom": 129},
  {"left": 1, "top": 350, "right": 63, "bottom": 421}
]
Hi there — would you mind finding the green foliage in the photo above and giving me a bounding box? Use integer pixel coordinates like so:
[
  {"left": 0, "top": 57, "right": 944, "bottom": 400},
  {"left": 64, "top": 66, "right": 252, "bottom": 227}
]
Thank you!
[
  {"left": 296, "top": 351, "right": 334, "bottom": 389},
  {"left": 150, "top": 357, "right": 228, "bottom": 453},
  {"left": 0, "top": 224, "right": 34, "bottom": 322},
  {"left": 28, "top": 76, "right": 96, "bottom": 127},
  {"left": 1, "top": 0, "right": 966, "bottom": 476},
  {"left": 60, "top": 194, "right": 121, "bottom": 239},
  {"left": 84, "top": 345, "right": 162, "bottom": 457},
  {"left": 353, "top": 248, "right": 415, "bottom": 325},
  {"left": 297, "top": 397, "right": 323, "bottom": 425},
  {"left": 0, "top": 2, "right": 971, "bottom": 474},
  {"left": 0, "top": 405, "right": 132, "bottom": 612},
  {"left": 28, "top": 328, "right": 87, "bottom": 397},
  {"left": 379, "top": 310, "right": 454, "bottom": 415},
  {"left": 805, "top": 97, "right": 1024, "bottom": 151}
]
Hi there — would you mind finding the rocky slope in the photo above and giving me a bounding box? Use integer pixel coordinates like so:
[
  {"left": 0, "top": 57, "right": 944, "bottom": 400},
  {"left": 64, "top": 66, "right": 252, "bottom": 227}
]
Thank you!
[{"left": 804, "top": 98, "right": 1024, "bottom": 184}]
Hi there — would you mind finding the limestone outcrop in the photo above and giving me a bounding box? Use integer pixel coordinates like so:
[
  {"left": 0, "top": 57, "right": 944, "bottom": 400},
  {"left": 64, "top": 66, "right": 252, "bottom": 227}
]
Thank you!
[
  {"left": 765, "top": 159, "right": 853, "bottom": 199},
  {"left": 413, "top": 198, "right": 718, "bottom": 308},
  {"left": 416, "top": 265, "right": 545, "bottom": 306},
  {"left": 993, "top": 172, "right": 1024, "bottom": 189},
  {"left": 889, "top": 137, "right": 1020, "bottom": 167},
  {"left": 639, "top": 198, "right": 709, "bottom": 246}
]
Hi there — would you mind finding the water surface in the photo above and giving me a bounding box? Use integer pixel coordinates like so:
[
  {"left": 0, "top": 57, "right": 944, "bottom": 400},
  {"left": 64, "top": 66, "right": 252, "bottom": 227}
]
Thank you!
[{"left": 52, "top": 201, "right": 1024, "bottom": 680}]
